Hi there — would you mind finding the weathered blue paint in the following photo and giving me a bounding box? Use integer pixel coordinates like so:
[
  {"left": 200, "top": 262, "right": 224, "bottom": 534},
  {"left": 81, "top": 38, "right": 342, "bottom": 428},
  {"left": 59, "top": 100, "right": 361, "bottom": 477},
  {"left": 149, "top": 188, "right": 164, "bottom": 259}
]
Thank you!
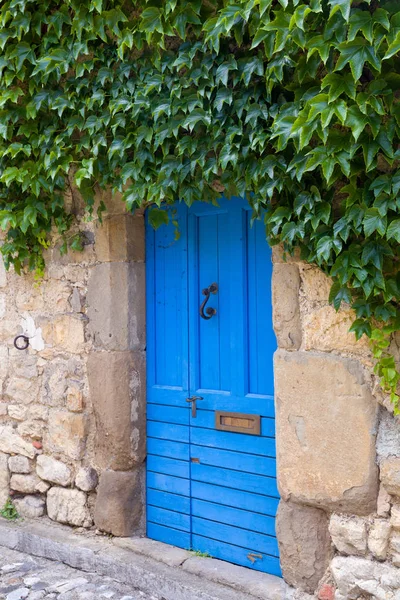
[{"left": 146, "top": 197, "right": 280, "bottom": 577}]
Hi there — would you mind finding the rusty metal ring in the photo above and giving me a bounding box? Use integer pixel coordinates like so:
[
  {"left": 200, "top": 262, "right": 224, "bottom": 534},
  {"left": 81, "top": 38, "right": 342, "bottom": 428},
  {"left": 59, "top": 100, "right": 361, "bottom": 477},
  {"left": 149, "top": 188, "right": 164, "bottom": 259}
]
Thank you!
[{"left": 13, "top": 335, "right": 30, "bottom": 350}]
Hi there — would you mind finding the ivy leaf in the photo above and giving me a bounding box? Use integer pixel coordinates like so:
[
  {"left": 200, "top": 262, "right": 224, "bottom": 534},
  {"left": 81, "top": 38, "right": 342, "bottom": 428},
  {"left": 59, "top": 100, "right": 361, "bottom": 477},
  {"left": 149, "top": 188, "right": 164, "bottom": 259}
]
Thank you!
[
  {"left": 328, "top": 0, "right": 351, "bottom": 22},
  {"left": 386, "top": 219, "right": 400, "bottom": 242},
  {"left": 383, "top": 31, "right": 400, "bottom": 60},
  {"left": 329, "top": 281, "right": 352, "bottom": 310},
  {"left": 336, "top": 38, "right": 381, "bottom": 81},
  {"left": 363, "top": 207, "right": 387, "bottom": 236},
  {"left": 140, "top": 7, "right": 163, "bottom": 34},
  {"left": 148, "top": 208, "right": 169, "bottom": 229}
]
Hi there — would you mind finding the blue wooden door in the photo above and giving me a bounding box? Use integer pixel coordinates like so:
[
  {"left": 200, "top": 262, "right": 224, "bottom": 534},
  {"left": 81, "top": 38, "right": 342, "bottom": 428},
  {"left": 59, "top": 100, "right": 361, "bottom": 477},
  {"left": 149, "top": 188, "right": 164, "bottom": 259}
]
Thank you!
[{"left": 146, "top": 197, "right": 280, "bottom": 577}]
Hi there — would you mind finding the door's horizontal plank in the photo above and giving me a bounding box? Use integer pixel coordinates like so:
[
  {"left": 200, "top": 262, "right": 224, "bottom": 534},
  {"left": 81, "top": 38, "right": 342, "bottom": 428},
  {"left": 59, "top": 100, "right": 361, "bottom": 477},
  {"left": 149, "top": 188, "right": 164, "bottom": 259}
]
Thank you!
[
  {"left": 192, "top": 498, "right": 276, "bottom": 538},
  {"left": 191, "top": 427, "right": 276, "bottom": 457},
  {"left": 192, "top": 517, "right": 279, "bottom": 557},
  {"left": 147, "top": 522, "right": 191, "bottom": 551},
  {"left": 191, "top": 463, "right": 278, "bottom": 498},
  {"left": 147, "top": 388, "right": 189, "bottom": 407},
  {"left": 192, "top": 396, "right": 275, "bottom": 418},
  {"left": 148, "top": 390, "right": 274, "bottom": 417},
  {"left": 147, "top": 488, "right": 190, "bottom": 515},
  {"left": 190, "top": 444, "right": 276, "bottom": 478},
  {"left": 147, "top": 505, "right": 190, "bottom": 532},
  {"left": 147, "top": 421, "right": 189, "bottom": 444},
  {"left": 147, "top": 455, "right": 190, "bottom": 479},
  {"left": 147, "top": 438, "right": 190, "bottom": 461},
  {"left": 148, "top": 403, "right": 189, "bottom": 426},
  {"left": 147, "top": 472, "right": 190, "bottom": 497},
  {"left": 192, "top": 411, "right": 275, "bottom": 438},
  {"left": 191, "top": 534, "right": 281, "bottom": 577},
  {"left": 192, "top": 481, "right": 279, "bottom": 517}
]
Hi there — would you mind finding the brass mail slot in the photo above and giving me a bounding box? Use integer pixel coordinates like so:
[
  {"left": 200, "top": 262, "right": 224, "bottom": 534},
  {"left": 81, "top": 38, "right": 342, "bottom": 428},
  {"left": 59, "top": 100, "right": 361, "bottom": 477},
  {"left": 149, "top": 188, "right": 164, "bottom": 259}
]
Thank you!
[{"left": 215, "top": 411, "right": 261, "bottom": 435}]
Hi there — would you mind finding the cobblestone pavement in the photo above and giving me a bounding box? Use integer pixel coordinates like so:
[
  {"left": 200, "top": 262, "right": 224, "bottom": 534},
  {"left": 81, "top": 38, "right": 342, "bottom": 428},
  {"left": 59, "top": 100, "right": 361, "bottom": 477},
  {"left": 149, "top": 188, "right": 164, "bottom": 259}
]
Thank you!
[{"left": 0, "top": 547, "right": 159, "bottom": 600}]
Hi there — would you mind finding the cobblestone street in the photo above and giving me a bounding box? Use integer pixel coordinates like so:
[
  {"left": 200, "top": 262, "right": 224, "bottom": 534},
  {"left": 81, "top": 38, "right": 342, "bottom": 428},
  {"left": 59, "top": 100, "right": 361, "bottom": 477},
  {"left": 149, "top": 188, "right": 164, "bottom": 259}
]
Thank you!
[{"left": 0, "top": 547, "right": 158, "bottom": 600}]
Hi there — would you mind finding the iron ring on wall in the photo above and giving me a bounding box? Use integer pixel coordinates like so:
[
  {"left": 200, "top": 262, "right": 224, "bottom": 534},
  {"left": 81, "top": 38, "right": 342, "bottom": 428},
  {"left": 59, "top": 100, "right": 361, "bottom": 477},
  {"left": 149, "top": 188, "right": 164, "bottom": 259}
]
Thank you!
[{"left": 13, "top": 335, "right": 30, "bottom": 350}]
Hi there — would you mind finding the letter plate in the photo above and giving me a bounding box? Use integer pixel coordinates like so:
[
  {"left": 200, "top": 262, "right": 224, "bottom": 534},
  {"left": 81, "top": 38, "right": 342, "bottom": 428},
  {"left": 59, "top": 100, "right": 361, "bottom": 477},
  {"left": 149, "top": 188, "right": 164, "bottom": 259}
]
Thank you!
[{"left": 215, "top": 411, "right": 261, "bottom": 435}]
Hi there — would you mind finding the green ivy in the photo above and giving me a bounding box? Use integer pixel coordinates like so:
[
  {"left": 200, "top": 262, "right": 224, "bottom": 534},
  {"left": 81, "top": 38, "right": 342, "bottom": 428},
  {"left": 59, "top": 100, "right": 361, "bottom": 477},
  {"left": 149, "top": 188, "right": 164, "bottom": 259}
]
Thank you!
[
  {"left": 0, "top": 498, "right": 19, "bottom": 520},
  {"left": 0, "top": 0, "right": 400, "bottom": 406}
]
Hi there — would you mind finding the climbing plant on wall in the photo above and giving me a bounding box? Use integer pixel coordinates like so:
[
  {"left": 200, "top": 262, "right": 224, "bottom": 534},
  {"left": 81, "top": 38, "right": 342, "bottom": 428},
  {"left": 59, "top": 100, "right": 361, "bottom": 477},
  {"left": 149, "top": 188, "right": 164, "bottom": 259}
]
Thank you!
[{"left": 0, "top": 0, "right": 399, "bottom": 405}]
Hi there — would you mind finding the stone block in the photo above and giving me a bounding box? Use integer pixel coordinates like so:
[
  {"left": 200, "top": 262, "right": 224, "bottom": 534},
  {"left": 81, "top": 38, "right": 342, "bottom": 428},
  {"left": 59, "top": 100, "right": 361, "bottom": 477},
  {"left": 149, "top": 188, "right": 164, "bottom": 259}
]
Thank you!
[
  {"left": 5, "top": 377, "right": 39, "bottom": 405},
  {"left": 75, "top": 467, "right": 98, "bottom": 492},
  {"left": 88, "top": 351, "right": 146, "bottom": 470},
  {"left": 8, "top": 456, "right": 30, "bottom": 474},
  {"left": 66, "top": 387, "right": 84, "bottom": 412},
  {"left": 276, "top": 500, "right": 331, "bottom": 593},
  {"left": 113, "top": 537, "right": 191, "bottom": 567},
  {"left": 87, "top": 262, "right": 145, "bottom": 352},
  {"left": 51, "top": 240, "right": 96, "bottom": 266},
  {"left": 0, "top": 426, "right": 35, "bottom": 458},
  {"left": 299, "top": 265, "right": 333, "bottom": 307},
  {"left": 10, "top": 354, "right": 37, "bottom": 380},
  {"left": 94, "top": 468, "right": 143, "bottom": 536},
  {"left": 17, "top": 420, "right": 44, "bottom": 440},
  {"left": 302, "top": 306, "right": 370, "bottom": 354},
  {"left": 47, "top": 487, "right": 92, "bottom": 527},
  {"left": 0, "top": 452, "right": 9, "bottom": 508},
  {"left": 329, "top": 515, "right": 367, "bottom": 556},
  {"left": 368, "top": 519, "right": 391, "bottom": 560},
  {"left": 272, "top": 264, "right": 301, "bottom": 350},
  {"left": 43, "top": 280, "right": 72, "bottom": 313},
  {"left": 272, "top": 244, "right": 302, "bottom": 264},
  {"left": 391, "top": 505, "right": 400, "bottom": 529},
  {"left": 36, "top": 455, "right": 72, "bottom": 487},
  {"left": 377, "top": 410, "right": 400, "bottom": 461},
  {"left": 27, "top": 405, "right": 49, "bottom": 421},
  {"left": 52, "top": 315, "right": 85, "bottom": 354},
  {"left": 275, "top": 350, "right": 379, "bottom": 514},
  {"left": 8, "top": 405, "right": 27, "bottom": 421},
  {"left": 381, "top": 457, "right": 400, "bottom": 496},
  {"left": 377, "top": 485, "right": 391, "bottom": 517},
  {"left": 10, "top": 474, "right": 49, "bottom": 494},
  {"left": 95, "top": 214, "right": 144, "bottom": 263},
  {"left": 69, "top": 287, "right": 83, "bottom": 312},
  {"left": 98, "top": 188, "right": 127, "bottom": 215},
  {"left": 47, "top": 410, "right": 87, "bottom": 460},
  {"left": 390, "top": 531, "right": 400, "bottom": 566},
  {"left": 182, "top": 555, "right": 288, "bottom": 600},
  {"left": 331, "top": 556, "right": 400, "bottom": 600},
  {"left": 13, "top": 496, "right": 45, "bottom": 519}
]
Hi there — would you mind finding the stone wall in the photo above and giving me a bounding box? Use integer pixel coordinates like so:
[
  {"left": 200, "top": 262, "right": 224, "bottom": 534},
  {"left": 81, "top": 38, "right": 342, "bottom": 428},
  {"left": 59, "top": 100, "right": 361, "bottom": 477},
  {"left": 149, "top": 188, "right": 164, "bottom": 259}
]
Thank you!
[
  {"left": 2, "top": 194, "right": 400, "bottom": 600},
  {"left": 0, "top": 189, "right": 146, "bottom": 536},
  {"left": 273, "top": 246, "right": 400, "bottom": 599}
]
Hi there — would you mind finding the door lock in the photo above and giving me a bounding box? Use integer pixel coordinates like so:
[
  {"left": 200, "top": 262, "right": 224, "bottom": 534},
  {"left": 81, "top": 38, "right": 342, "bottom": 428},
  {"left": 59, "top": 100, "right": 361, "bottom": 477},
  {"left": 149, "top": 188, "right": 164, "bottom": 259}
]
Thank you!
[{"left": 186, "top": 396, "right": 204, "bottom": 418}]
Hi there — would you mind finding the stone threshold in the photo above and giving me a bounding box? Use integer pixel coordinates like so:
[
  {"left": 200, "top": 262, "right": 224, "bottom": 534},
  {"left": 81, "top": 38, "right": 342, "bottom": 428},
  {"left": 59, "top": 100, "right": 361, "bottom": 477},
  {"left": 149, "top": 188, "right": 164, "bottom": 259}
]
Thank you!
[{"left": 0, "top": 519, "right": 306, "bottom": 600}]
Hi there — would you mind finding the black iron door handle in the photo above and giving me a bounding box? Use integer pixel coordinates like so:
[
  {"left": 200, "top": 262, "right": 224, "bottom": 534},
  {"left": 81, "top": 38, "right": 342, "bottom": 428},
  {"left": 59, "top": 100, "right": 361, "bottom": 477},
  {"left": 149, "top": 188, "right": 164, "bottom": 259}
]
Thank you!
[{"left": 200, "top": 283, "right": 218, "bottom": 320}]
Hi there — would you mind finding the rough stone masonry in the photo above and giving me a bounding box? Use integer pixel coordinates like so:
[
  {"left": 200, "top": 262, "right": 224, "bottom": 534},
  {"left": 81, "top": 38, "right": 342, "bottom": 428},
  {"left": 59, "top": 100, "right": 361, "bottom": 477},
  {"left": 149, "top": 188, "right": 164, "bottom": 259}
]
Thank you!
[
  {"left": 1, "top": 186, "right": 400, "bottom": 599},
  {"left": 273, "top": 247, "right": 400, "bottom": 599},
  {"left": 0, "top": 187, "right": 146, "bottom": 538}
]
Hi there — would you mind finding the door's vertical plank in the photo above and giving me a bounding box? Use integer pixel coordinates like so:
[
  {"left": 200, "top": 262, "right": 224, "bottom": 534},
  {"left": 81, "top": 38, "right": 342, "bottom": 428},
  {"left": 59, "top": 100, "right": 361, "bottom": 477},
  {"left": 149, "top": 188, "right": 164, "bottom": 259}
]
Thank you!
[
  {"left": 246, "top": 213, "right": 275, "bottom": 396},
  {"left": 229, "top": 202, "right": 248, "bottom": 399},
  {"left": 146, "top": 204, "right": 191, "bottom": 550}
]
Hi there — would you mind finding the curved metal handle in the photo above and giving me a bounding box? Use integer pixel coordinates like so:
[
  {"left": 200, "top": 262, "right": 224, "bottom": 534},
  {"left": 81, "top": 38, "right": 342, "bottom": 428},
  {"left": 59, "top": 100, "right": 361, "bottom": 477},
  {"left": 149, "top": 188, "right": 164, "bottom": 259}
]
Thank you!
[
  {"left": 186, "top": 396, "right": 204, "bottom": 418},
  {"left": 200, "top": 283, "right": 218, "bottom": 320}
]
